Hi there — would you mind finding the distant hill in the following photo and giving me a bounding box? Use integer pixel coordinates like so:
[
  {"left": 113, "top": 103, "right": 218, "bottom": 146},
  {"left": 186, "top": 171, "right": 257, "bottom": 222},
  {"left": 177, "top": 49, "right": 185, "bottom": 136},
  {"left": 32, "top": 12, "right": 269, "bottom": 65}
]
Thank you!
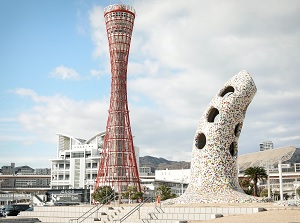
[{"left": 139, "top": 156, "right": 190, "bottom": 171}]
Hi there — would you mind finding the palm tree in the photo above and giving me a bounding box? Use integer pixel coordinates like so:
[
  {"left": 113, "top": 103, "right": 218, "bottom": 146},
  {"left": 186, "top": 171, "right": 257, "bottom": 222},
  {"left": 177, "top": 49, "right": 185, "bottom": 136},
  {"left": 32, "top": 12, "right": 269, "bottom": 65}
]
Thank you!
[
  {"left": 92, "top": 186, "right": 116, "bottom": 204},
  {"left": 156, "top": 184, "right": 177, "bottom": 201},
  {"left": 244, "top": 166, "right": 268, "bottom": 197},
  {"left": 122, "top": 185, "right": 143, "bottom": 203}
]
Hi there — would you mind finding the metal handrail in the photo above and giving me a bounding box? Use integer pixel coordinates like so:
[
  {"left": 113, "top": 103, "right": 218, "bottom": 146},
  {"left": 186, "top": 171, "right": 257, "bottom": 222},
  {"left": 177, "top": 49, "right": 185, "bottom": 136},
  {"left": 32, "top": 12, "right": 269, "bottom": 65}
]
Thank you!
[
  {"left": 154, "top": 206, "right": 164, "bottom": 213},
  {"left": 33, "top": 194, "right": 45, "bottom": 204},
  {"left": 69, "top": 194, "right": 118, "bottom": 223},
  {"left": 116, "top": 197, "right": 152, "bottom": 223}
]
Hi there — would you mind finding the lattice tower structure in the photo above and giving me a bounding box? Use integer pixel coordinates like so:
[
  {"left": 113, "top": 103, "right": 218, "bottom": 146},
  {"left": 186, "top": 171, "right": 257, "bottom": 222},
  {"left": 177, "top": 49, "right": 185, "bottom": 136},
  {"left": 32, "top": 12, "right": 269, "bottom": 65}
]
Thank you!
[{"left": 95, "top": 4, "right": 141, "bottom": 194}]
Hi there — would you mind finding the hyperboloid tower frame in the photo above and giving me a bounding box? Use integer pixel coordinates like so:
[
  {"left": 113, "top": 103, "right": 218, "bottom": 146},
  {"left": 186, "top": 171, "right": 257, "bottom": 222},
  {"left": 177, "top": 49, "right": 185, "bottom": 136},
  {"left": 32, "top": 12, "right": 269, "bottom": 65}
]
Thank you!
[{"left": 95, "top": 4, "right": 141, "bottom": 196}]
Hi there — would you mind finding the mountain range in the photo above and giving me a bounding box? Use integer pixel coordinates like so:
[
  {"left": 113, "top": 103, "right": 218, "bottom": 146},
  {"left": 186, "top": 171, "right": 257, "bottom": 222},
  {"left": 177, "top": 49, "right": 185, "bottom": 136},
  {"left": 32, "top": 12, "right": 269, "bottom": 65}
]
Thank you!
[{"left": 139, "top": 156, "right": 190, "bottom": 171}]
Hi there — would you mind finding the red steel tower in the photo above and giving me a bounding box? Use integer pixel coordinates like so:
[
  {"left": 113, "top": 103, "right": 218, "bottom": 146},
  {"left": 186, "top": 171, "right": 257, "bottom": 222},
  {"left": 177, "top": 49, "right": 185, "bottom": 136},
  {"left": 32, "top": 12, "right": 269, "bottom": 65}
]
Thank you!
[{"left": 95, "top": 4, "right": 141, "bottom": 195}]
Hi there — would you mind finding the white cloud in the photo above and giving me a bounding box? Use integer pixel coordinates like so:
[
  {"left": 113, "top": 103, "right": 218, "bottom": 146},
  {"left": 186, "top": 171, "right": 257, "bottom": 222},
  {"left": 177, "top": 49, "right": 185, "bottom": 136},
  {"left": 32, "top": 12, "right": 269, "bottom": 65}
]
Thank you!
[
  {"left": 89, "top": 6, "right": 108, "bottom": 59},
  {"left": 13, "top": 88, "right": 109, "bottom": 144},
  {"left": 4, "top": 0, "right": 300, "bottom": 167},
  {"left": 89, "top": 69, "right": 105, "bottom": 78},
  {"left": 50, "top": 66, "right": 81, "bottom": 80},
  {"left": 88, "top": 6, "right": 111, "bottom": 78},
  {"left": 127, "top": 0, "right": 300, "bottom": 158},
  {"left": 14, "top": 88, "right": 47, "bottom": 102},
  {"left": 16, "top": 0, "right": 299, "bottom": 163}
]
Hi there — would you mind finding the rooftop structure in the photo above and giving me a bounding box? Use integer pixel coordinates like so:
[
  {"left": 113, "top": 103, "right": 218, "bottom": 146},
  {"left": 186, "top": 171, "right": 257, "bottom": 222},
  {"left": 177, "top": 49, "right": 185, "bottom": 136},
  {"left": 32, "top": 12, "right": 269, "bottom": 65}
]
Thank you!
[
  {"left": 259, "top": 141, "right": 274, "bottom": 152},
  {"left": 104, "top": 4, "right": 136, "bottom": 15},
  {"left": 238, "top": 146, "right": 297, "bottom": 172}
]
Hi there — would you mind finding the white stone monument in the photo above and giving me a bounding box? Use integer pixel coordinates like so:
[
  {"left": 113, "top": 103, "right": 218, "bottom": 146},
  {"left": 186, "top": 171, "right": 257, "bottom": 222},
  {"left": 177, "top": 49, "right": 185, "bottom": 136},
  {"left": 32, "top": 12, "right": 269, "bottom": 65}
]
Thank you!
[{"left": 167, "top": 70, "right": 261, "bottom": 204}]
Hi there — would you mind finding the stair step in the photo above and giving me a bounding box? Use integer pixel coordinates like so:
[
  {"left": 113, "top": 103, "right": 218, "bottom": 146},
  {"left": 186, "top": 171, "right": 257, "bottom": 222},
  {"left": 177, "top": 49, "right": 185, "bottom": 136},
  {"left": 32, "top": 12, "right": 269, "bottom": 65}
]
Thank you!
[{"left": 0, "top": 217, "right": 41, "bottom": 223}]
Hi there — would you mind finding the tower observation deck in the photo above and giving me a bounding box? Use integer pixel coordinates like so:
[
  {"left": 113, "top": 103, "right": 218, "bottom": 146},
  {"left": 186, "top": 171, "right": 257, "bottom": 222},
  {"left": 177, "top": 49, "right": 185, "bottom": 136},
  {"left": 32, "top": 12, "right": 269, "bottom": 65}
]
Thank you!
[{"left": 95, "top": 4, "right": 141, "bottom": 195}]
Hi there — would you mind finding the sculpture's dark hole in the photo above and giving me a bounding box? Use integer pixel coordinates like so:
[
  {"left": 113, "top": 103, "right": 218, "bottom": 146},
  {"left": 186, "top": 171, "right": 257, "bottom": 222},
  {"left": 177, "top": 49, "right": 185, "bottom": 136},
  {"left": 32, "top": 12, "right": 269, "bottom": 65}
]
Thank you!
[
  {"left": 229, "top": 142, "right": 237, "bottom": 157},
  {"left": 207, "top": 107, "right": 219, "bottom": 123},
  {"left": 195, "top": 133, "right": 206, "bottom": 149},
  {"left": 219, "top": 86, "right": 235, "bottom": 98},
  {"left": 234, "top": 123, "right": 241, "bottom": 137}
]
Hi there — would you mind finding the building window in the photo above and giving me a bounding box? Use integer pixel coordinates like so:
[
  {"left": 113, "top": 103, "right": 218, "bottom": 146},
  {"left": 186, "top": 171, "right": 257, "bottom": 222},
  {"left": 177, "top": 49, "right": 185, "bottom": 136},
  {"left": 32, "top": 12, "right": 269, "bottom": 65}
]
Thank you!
[{"left": 72, "top": 152, "right": 84, "bottom": 158}]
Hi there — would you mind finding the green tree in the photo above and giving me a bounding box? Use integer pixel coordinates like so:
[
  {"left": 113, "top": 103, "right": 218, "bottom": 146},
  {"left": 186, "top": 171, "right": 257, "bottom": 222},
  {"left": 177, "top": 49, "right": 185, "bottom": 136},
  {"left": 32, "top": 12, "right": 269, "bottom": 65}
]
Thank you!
[
  {"left": 122, "top": 185, "right": 143, "bottom": 203},
  {"left": 92, "top": 186, "right": 116, "bottom": 204},
  {"left": 239, "top": 178, "right": 253, "bottom": 195},
  {"left": 156, "top": 184, "right": 176, "bottom": 201},
  {"left": 259, "top": 188, "right": 268, "bottom": 197},
  {"left": 244, "top": 166, "right": 268, "bottom": 197}
]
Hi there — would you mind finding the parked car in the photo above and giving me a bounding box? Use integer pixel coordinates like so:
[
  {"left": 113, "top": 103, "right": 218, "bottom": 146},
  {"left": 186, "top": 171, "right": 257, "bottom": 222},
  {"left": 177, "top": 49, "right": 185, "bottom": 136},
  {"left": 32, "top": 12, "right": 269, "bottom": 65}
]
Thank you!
[
  {"left": 0, "top": 207, "right": 5, "bottom": 217},
  {"left": 12, "top": 203, "right": 30, "bottom": 211},
  {"left": 25, "top": 206, "right": 33, "bottom": 211},
  {"left": 2, "top": 205, "right": 20, "bottom": 216}
]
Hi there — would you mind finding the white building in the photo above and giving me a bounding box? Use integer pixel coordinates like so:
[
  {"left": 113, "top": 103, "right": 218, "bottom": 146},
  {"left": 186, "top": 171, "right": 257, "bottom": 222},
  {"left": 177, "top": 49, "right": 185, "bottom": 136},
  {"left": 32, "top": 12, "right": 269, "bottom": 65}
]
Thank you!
[
  {"left": 50, "top": 132, "right": 105, "bottom": 191},
  {"left": 259, "top": 141, "right": 274, "bottom": 151},
  {"left": 155, "top": 169, "right": 190, "bottom": 196},
  {"left": 35, "top": 168, "right": 51, "bottom": 188},
  {"left": 50, "top": 132, "right": 139, "bottom": 192},
  {"left": 139, "top": 167, "right": 155, "bottom": 189},
  {"left": 238, "top": 146, "right": 300, "bottom": 199}
]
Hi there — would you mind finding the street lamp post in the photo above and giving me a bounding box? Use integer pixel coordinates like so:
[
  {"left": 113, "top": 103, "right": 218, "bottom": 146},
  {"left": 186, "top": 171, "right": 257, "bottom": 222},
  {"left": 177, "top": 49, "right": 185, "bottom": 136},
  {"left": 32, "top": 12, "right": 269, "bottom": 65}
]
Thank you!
[
  {"left": 181, "top": 169, "right": 184, "bottom": 195},
  {"left": 85, "top": 179, "right": 93, "bottom": 205},
  {"left": 293, "top": 181, "right": 298, "bottom": 200},
  {"left": 278, "top": 159, "right": 284, "bottom": 201},
  {"left": 12, "top": 178, "right": 15, "bottom": 204},
  {"left": 89, "top": 185, "right": 92, "bottom": 205},
  {"left": 267, "top": 162, "right": 271, "bottom": 198}
]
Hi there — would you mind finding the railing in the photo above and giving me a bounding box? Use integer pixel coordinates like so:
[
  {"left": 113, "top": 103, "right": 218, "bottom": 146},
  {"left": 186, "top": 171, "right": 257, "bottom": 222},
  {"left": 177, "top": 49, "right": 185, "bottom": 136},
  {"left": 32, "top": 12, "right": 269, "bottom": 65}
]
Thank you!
[
  {"left": 145, "top": 206, "right": 164, "bottom": 221},
  {"left": 33, "top": 194, "right": 44, "bottom": 204},
  {"left": 69, "top": 194, "right": 118, "bottom": 223},
  {"left": 154, "top": 206, "right": 164, "bottom": 214},
  {"left": 114, "top": 196, "right": 153, "bottom": 223},
  {"left": 260, "top": 182, "right": 299, "bottom": 191}
]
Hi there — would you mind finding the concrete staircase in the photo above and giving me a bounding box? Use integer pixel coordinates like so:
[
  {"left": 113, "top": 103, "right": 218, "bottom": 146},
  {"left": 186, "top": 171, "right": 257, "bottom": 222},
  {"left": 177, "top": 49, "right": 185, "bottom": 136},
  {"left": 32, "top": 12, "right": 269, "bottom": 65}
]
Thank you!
[
  {"left": 20, "top": 205, "right": 98, "bottom": 223},
  {"left": 140, "top": 206, "right": 266, "bottom": 223},
  {"left": 19, "top": 204, "right": 266, "bottom": 223},
  {"left": 98, "top": 205, "right": 157, "bottom": 223}
]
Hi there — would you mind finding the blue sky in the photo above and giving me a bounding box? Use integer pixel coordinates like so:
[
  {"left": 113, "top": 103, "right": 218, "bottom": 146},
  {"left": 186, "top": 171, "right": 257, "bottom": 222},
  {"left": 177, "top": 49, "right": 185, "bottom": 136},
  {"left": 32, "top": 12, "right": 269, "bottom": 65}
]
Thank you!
[{"left": 1, "top": 0, "right": 300, "bottom": 168}]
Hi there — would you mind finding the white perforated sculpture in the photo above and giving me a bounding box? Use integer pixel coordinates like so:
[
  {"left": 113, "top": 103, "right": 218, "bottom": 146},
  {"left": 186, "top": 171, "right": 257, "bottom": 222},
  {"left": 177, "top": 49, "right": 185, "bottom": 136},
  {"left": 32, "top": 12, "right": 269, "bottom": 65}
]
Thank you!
[{"left": 166, "top": 70, "right": 260, "bottom": 204}]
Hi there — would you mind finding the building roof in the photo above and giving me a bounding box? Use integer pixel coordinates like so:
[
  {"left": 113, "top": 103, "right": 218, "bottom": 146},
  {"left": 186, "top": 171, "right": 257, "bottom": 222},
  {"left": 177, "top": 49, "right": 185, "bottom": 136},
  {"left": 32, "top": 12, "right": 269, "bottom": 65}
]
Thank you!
[
  {"left": 85, "top": 131, "right": 106, "bottom": 144},
  {"left": 57, "top": 132, "right": 106, "bottom": 145},
  {"left": 238, "top": 146, "right": 297, "bottom": 171},
  {"left": 57, "top": 133, "right": 86, "bottom": 145}
]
